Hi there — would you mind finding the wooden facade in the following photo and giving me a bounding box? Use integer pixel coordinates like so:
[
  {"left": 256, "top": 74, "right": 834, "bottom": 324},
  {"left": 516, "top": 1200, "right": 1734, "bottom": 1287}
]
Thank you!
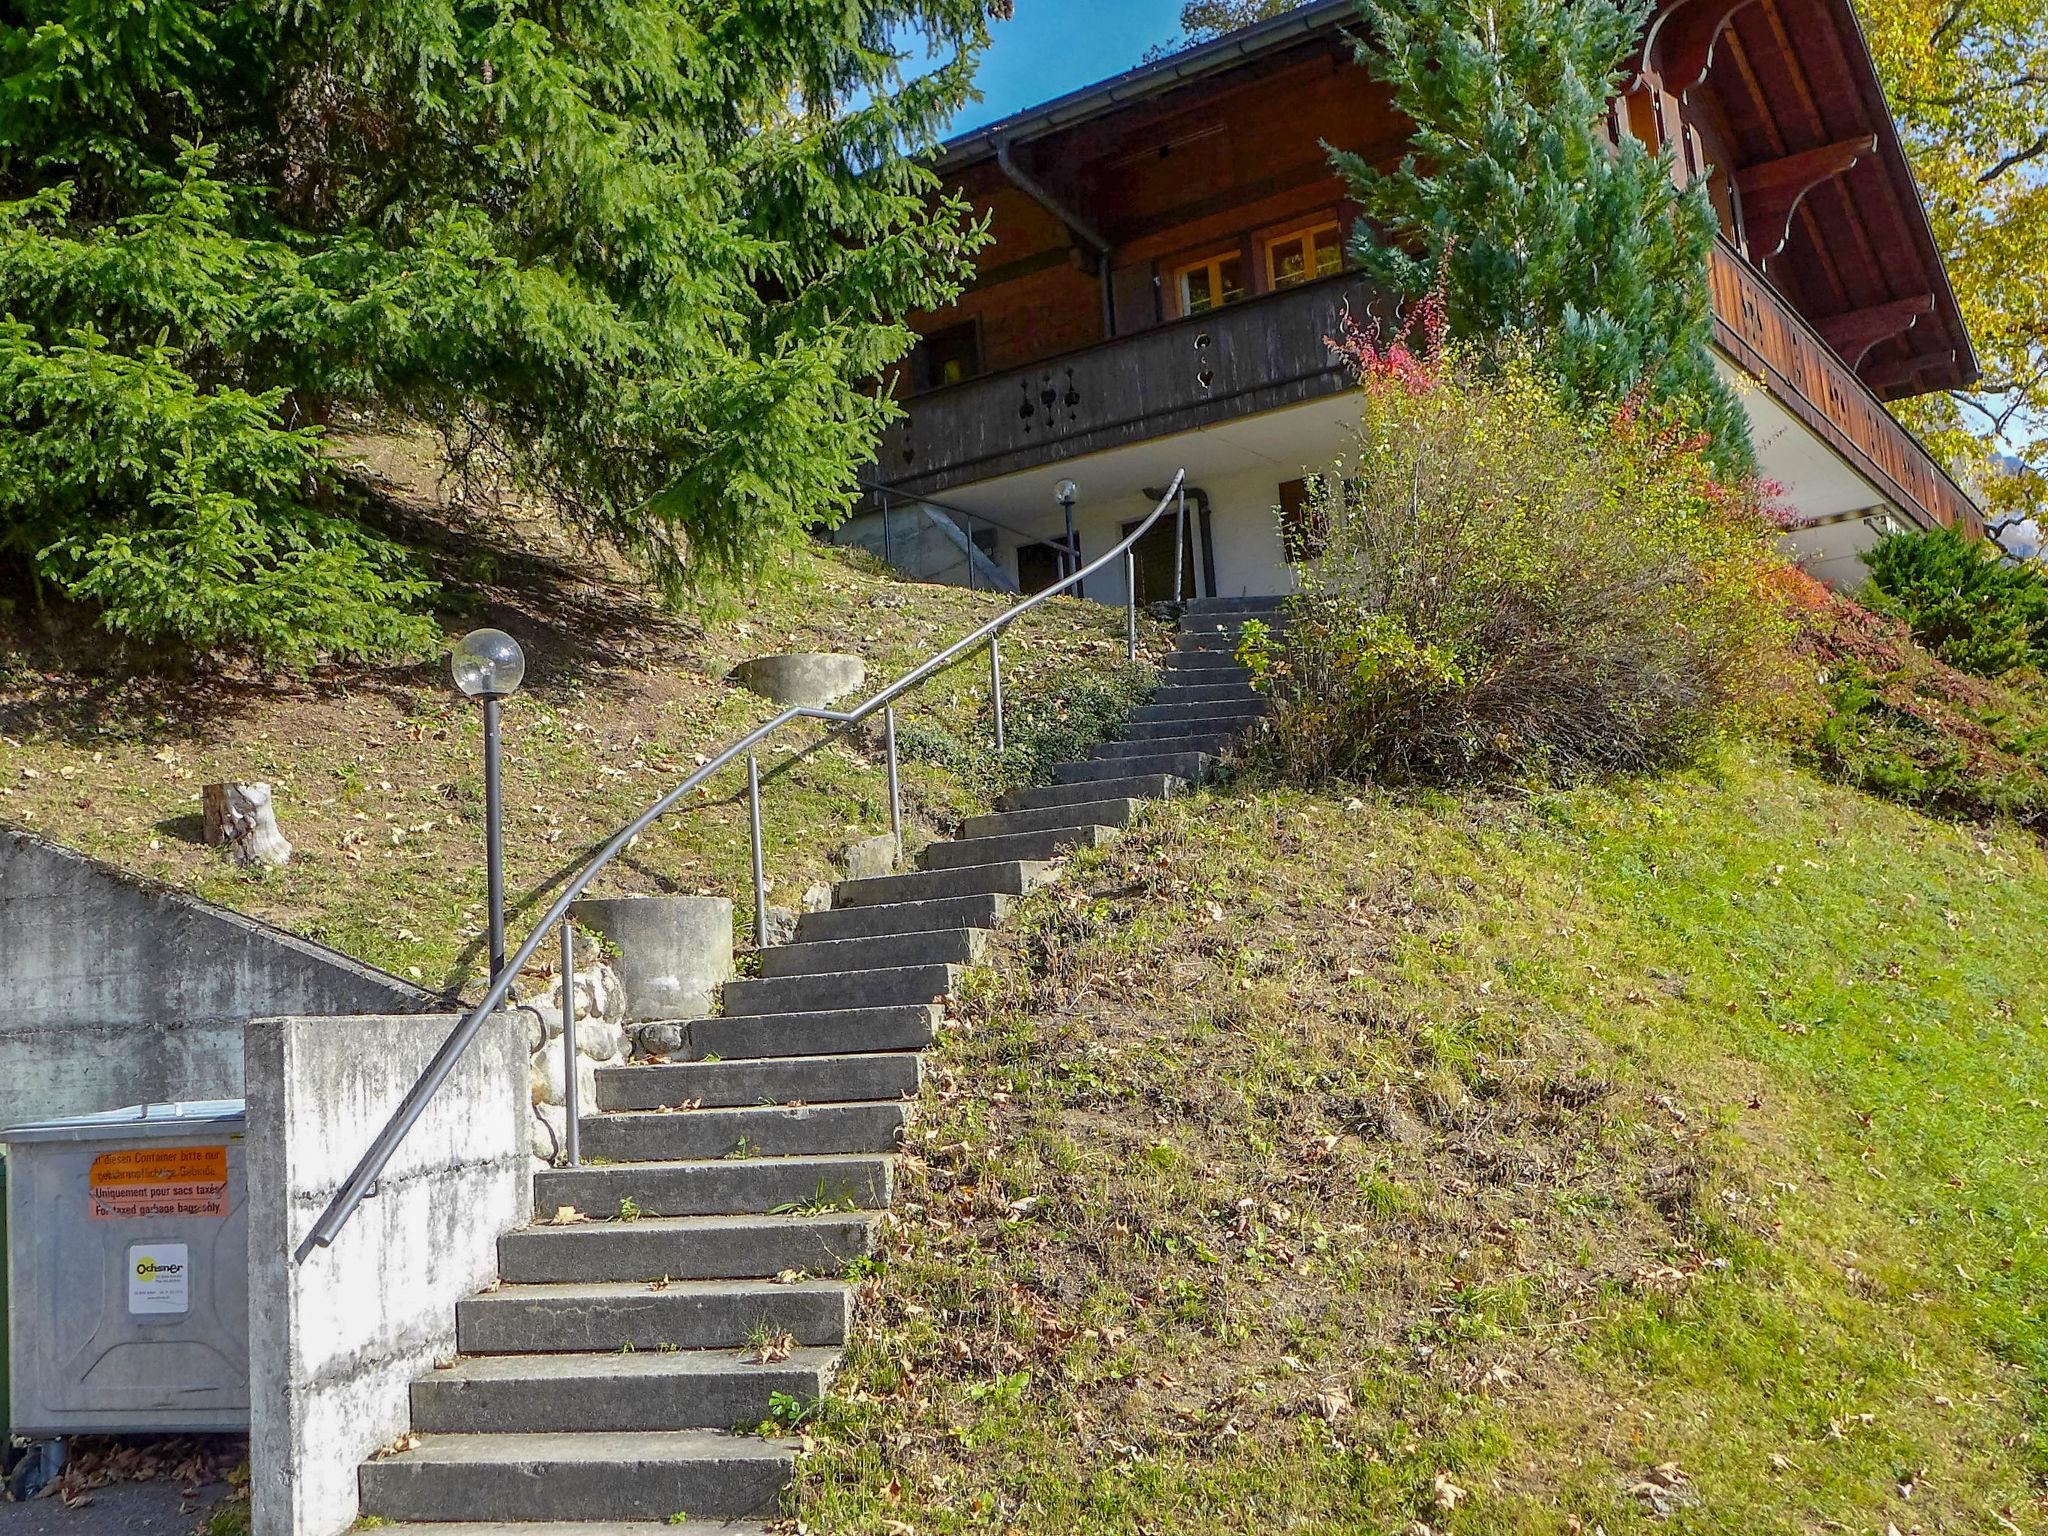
[{"left": 881, "top": 0, "right": 1979, "bottom": 532}]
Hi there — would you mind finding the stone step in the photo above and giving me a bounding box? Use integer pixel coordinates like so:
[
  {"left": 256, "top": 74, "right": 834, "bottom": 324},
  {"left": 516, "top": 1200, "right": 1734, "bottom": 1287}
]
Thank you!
[
  {"left": 650, "top": 1005, "right": 940, "bottom": 1063},
  {"left": 357, "top": 1431, "right": 796, "bottom": 1523},
  {"left": 595, "top": 1051, "right": 920, "bottom": 1112},
  {"left": 917, "top": 823, "right": 1113, "bottom": 871},
  {"left": 1177, "top": 630, "right": 1256, "bottom": 652},
  {"left": 759, "top": 925, "right": 987, "bottom": 979},
  {"left": 1054, "top": 751, "right": 1212, "bottom": 784},
  {"left": 534, "top": 1153, "right": 892, "bottom": 1220},
  {"left": 1178, "top": 616, "right": 1289, "bottom": 637},
  {"left": 1129, "top": 698, "right": 1267, "bottom": 725},
  {"left": 1001, "top": 773, "right": 1180, "bottom": 811},
  {"left": 410, "top": 1347, "right": 841, "bottom": 1435},
  {"left": 359, "top": 1523, "right": 771, "bottom": 1536},
  {"left": 796, "top": 892, "right": 1008, "bottom": 943},
  {"left": 1119, "top": 716, "right": 1261, "bottom": 743},
  {"left": 498, "top": 1212, "right": 876, "bottom": 1285},
  {"left": 1151, "top": 681, "right": 1262, "bottom": 706},
  {"left": 834, "top": 859, "right": 1056, "bottom": 909},
  {"left": 720, "top": 962, "right": 960, "bottom": 1016},
  {"left": 1092, "top": 732, "right": 1237, "bottom": 759},
  {"left": 577, "top": 1100, "right": 908, "bottom": 1162},
  {"left": 1185, "top": 594, "right": 1288, "bottom": 613},
  {"left": 1160, "top": 650, "right": 1252, "bottom": 673},
  {"left": 962, "top": 797, "right": 1141, "bottom": 840},
  {"left": 457, "top": 1278, "right": 852, "bottom": 1354}
]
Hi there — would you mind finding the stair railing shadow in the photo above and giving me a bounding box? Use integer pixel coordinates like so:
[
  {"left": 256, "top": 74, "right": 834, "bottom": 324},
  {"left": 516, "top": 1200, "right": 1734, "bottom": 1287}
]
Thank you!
[{"left": 296, "top": 470, "right": 1189, "bottom": 1262}]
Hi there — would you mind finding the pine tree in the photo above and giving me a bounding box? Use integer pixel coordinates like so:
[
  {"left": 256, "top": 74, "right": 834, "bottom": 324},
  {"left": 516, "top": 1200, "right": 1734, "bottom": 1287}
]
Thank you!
[
  {"left": 1331, "top": 0, "right": 1754, "bottom": 472},
  {"left": 0, "top": 0, "right": 999, "bottom": 664}
]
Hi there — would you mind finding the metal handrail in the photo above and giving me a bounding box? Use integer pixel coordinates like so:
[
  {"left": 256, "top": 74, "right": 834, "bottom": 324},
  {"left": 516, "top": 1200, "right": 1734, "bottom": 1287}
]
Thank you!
[{"left": 294, "top": 469, "right": 1189, "bottom": 1261}]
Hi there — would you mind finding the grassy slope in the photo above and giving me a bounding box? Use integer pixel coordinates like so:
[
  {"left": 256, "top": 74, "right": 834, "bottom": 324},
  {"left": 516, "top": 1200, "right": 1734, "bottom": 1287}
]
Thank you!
[
  {"left": 0, "top": 484, "right": 1154, "bottom": 992},
  {"left": 802, "top": 750, "right": 2047, "bottom": 1535}
]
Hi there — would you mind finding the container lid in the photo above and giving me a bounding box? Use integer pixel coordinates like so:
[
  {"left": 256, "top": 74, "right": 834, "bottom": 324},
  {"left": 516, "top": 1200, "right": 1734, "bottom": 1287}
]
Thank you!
[{"left": 0, "top": 1098, "right": 247, "bottom": 1145}]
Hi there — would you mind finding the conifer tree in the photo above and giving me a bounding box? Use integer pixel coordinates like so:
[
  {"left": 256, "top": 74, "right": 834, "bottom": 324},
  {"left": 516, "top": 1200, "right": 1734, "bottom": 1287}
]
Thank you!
[
  {"left": 0, "top": 0, "right": 999, "bottom": 663},
  {"left": 1331, "top": 0, "right": 1753, "bottom": 472}
]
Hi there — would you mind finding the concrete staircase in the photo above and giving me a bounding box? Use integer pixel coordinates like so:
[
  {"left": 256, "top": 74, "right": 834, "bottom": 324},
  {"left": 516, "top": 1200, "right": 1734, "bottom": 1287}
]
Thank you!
[{"left": 356, "top": 597, "right": 1283, "bottom": 1534}]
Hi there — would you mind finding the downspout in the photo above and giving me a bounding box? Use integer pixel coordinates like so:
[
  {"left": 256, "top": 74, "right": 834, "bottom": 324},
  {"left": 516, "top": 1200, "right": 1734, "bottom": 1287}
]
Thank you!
[{"left": 995, "top": 138, "right": 1117, "bottom": 339}]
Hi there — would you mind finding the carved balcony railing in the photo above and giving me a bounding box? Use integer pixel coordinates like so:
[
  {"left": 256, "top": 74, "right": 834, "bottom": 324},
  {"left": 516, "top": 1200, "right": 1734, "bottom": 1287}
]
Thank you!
[
  {"left": 1708, "top": 239, "right": 1980, "bottom": 536},
  {"left": 874, "top": 272, "right": 1380, "bottom": 498}
]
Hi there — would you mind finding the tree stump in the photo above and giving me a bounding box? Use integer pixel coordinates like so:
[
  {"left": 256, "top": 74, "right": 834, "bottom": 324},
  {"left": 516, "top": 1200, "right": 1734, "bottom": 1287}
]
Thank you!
[{"left": 202, "top": 782, "right": 293, "bottom": 867}]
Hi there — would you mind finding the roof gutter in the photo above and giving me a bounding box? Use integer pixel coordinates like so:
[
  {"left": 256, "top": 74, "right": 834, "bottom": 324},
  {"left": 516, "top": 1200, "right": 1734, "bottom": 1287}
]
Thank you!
[
  {"left": 938, "top": 0, "right": 1356, "bottom": 173},
  {"left": 995, "top": 137, "right": 1118, "bottom": 338}
]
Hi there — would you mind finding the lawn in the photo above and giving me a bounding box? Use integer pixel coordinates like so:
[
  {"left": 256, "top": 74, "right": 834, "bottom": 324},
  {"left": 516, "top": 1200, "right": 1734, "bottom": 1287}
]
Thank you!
[
  {"left": 0, "top": 456, "right": 1158, "bottom": 994},
  {"left": 800, "top": 748, "right": 2046, "bottom": 1535}
]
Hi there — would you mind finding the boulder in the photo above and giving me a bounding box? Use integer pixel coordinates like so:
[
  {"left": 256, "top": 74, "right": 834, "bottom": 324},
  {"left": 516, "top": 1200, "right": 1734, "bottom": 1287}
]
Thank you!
[{"left": 842, "top": 832, "right": 899, "bottom": 881}]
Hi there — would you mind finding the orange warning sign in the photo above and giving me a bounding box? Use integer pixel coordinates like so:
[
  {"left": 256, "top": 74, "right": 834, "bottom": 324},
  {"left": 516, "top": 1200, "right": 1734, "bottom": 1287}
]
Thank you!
[{"left": 88, "top": 1146, "right": 230, "bottom": 1220}]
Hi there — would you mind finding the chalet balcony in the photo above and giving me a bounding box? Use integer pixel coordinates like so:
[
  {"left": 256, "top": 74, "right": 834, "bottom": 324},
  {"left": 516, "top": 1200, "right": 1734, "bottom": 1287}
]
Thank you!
[
  {"left": 1708, "top": 239, "right": 1980, "bottom": 538},
  {"left": 872, "top": 272, "right": 1377, "bottom": 500}
]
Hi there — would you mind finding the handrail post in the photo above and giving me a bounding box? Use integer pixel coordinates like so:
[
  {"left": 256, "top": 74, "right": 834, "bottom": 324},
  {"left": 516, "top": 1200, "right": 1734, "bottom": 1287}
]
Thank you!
[
  {"left": 1176, "top": 483, "right": 1190, "bottom": 603},
  {"left": 560, "top": 920, "right": 580, "bottom": 1168},
  {"left": 881, "top": 491, "right": 894, "bottom": 569},
  {"left": 482, "top": 696, "right": 506, "bottom": 981},
  {"left": 1125, "top": 550, "right": 1138, "bottom": 661},
  {"left": 885, "top": 705, "right": 903, "bottom": 865},
  {"left": 748, "top": 754, "right": 769, "bottom": 948},
  {"left": 989, "top": 635, "right": 1006, "bottom": 754}
]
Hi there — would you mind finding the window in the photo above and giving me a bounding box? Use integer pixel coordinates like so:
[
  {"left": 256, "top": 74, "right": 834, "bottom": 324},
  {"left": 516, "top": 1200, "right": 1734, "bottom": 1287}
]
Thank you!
[
  {"left": 1174, "top": 251, "right": 1246, "bottom": 317},
  {"left": 1265, "top": 222, "right": 1343, "bottom": 290},
  {"left": 913, "top": 320, "right": 980, "bottom": 392}
]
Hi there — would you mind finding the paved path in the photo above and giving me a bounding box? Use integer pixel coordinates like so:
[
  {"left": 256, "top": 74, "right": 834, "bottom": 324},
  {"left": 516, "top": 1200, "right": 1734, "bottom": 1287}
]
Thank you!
[{"left": 4, "top": 1478, "right": 233, "bottom": 1536}]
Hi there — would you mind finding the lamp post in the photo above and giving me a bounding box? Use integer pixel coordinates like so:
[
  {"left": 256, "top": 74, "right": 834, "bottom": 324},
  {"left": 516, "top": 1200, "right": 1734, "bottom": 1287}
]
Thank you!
[
  {"left": 451, "top": 628, "right": 527, "bottom": 983},
  {"left": 1055, "top": 479, "right": 1081, "bottom": 598}
]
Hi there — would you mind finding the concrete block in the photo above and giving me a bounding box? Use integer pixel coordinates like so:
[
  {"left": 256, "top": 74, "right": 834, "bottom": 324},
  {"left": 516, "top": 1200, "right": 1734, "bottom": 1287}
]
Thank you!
[
  {"left": 455, "top": 1278, "right": 851, "bottom": 1354},
  {"left": 568, "top": 896, "right": 734, "bottom": 1023},
  {"left": 576, "top": 1101, "right": 909, "bottom": 1162},
  {"left": 496, "top": 1212, "right": 876, "bottom": 1285},
  {"left": 758, "top": 926, "right": 987, "bottom": 978},
  {"left": 408, "top": 1347, "right": 838, "bottom": 1434},
  {"left": 594, "top": 1052, "right": 921, "bottom": 1112},
  {"left": 245, "top": 1012, "right": 529, "bottom": 1536},
  {"left": 356, "top": 1430, "right": 796, "bottom": 1522},
  {"left": 729, "top": 652, "right": 866, "bottom": 707}
]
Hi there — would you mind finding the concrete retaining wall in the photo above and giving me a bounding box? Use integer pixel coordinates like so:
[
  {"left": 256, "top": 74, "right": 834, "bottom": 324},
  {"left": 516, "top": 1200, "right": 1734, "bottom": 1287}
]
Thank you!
[
  {"left": 0, "top": 830, "right": 429, "bottom": 1126},
  {"left": 245, "top": 1013, "right": 531, "bottom": 1536}
]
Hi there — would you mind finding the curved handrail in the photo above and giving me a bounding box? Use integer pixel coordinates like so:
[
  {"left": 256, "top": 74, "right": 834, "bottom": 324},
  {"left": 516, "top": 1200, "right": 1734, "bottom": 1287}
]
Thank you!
[{"left": 295, "top": 469, "right": 1187, "bottom": 1260}]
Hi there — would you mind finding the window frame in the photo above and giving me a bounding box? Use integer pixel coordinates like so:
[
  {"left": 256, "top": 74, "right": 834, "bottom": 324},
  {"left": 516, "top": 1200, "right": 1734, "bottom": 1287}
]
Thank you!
[
  {"left": 1262, "top": 220, "right": 1345, "bottom": 292},
  {"left": 1171, "top": 249, "right": 1248, "bottom": 318}
]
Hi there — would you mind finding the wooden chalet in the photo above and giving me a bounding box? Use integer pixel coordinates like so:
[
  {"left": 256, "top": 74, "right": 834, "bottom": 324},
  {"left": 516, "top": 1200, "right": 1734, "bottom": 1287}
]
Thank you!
[{"left": 842, "top": 0, "right": 1980, "bottom": 599}]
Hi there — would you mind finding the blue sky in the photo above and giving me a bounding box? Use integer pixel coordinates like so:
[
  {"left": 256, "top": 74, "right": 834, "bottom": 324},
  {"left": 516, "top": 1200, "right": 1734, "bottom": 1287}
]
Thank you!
[{"left": 945, "top": 0, "right": 1192, "bottom": 135}]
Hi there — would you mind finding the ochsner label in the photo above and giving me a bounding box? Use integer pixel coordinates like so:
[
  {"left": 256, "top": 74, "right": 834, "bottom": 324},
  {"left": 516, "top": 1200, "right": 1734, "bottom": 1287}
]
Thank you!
[{"left": 128, "top": 1243, "right": 191, "bottom": 1316}]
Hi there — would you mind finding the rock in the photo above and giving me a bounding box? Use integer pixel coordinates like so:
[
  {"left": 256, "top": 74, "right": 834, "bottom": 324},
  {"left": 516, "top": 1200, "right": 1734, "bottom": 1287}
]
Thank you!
[
  {"left": 202, "top": 781, "right": 292, "bottom": 867},
  {"left": 729, "top": 652, "right": 866, "bottom": 707},
  {"left": 842, "top": 832, "right": 899, "bottom": 881},
  {"left": 630, "top": 1022, "right": 685, "bottom": 1059},
  {"left": 762, "top": 906, "right": 799, "bottom": 947},
  {"left": 802, "top": 882, "right": 834, "bottom": 914},
  {"left": 574, "top": 1017, "right": 625, "bottom": 1062},
  {"left": 567, "top": 897, "right": 734, "bottom": 1022},
  {"left": 535, "top": 1042, "right": 597, "bottom": 1112},
  {"left": 530, "top": 1101, "right": 568, "bottom": 1162}
]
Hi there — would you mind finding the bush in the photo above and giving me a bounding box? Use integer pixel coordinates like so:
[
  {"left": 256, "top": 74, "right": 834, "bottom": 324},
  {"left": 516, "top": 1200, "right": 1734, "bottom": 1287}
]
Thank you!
[
  {"left": 1241, "top": 328, "right": 1788, "bottom": 785},
  {"left": 1858, "top": 525, "right": 2048, "bottom": 677},
  {"left": 1786, "top": 566, "right": 2048, "bottom": 828}
]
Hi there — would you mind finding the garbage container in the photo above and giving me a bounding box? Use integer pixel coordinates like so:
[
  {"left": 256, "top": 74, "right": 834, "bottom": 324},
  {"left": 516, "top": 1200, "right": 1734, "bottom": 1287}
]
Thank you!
[{"left": 1, "top": 1100, "right": 248, "bottom": 1435}]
